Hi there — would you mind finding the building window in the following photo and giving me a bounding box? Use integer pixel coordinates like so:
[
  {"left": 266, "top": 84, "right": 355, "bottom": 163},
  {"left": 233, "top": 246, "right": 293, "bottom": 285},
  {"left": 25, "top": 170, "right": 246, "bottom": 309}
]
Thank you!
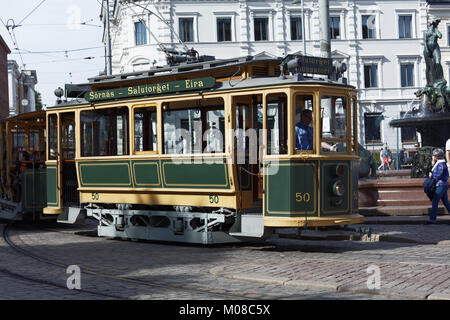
[
  {"left": 217, "top": 18, "right": 232, "bottom": 42},
  {"left": 330, "top": 16, "right": 340, "bottom": 39},
  {"left": 400, "top": 64, "right": 414, "bottom": 87},
  {"left": 362, "top": 15, "right": 376, "bottom": 39},
  {"left": 400, "top": 111, "right": 416, "bottom": 142},
  {"left": 135, "top": 21, "right": 147, "bottom": 45},
  {"left": 179, "top": 18, "right": 194, "bottom": 42},
  {"left": 398, "top": 15, "right": 412, "bottom": 39},
  {"left": 364, "top": 112, "right": 382, "bottom": 144},
  {"left": 290, "top": 17, "right": 302, "bottom": 40},
  {"left": 254, "top": 17, "right": 268, "bottom": 41},
  {"left": 364, "top": 64, "right": 378, "bottom": 88}
]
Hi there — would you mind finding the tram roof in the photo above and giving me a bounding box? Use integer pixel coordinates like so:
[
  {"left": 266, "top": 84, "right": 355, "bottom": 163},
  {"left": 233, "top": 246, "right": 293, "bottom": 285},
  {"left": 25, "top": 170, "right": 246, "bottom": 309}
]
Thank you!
[
  {"left": 0, "top": 110, "right": 46, "bottom": 123},
  {"left": 49, "top": 54, "right": 356, "bottom": 109}
]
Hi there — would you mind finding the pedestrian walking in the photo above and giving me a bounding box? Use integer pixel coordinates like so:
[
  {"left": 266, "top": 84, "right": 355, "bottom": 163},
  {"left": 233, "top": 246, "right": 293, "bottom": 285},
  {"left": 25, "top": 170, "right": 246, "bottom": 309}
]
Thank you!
[
  {"left": 378, "top": 147, "right": 389, "bottom": 171},
  {"left": 424, "top": 148, "right": 450, "bottom": 225},
  {"left": 387, "top": 148, "right": 393, "bottom": 169}
]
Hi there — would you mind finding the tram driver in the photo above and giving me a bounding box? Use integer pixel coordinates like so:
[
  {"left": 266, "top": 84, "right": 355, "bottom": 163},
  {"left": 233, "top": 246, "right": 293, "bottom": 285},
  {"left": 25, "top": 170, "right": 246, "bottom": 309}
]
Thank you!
[
  {"left": 295, "top": 109, "right": 314, "bottom": 151},
  {"left": 295, "top": 109, "right": 332, "bottom": 151}
]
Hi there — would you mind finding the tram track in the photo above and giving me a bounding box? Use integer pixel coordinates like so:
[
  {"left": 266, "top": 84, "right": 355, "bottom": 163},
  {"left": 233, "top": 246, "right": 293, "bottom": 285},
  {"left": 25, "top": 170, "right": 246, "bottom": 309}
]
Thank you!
[
  {"left": 0, "top": 222, "right": 123, "bottom": 299},
  {"left": 2, "top": 222, "right": 258, "bottom": 300}
]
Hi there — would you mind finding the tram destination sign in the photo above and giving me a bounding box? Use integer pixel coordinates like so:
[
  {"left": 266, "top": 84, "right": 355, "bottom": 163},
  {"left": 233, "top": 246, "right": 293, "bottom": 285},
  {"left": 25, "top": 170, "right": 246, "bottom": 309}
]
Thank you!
[
  {"left": 297, "top": 56, "right": 332, "bottom": 75},
  {"left": 85, "top": 77, "right": 216, "bottom": 102}
]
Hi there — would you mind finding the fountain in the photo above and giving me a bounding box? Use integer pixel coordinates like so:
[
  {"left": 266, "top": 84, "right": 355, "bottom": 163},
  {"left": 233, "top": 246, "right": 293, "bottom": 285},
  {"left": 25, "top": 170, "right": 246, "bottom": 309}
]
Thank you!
[
  {"left": 358, "top": 19, "right": 450, "bottom": 216},
  {"left": 390, "top": 18, "right": 450, "bottom": 177}
]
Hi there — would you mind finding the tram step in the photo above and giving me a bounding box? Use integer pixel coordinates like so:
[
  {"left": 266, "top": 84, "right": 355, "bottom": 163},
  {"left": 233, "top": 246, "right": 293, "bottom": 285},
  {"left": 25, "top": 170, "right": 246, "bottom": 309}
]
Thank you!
[
  {"left": 228, "top": 232, "right": 264, "bottom": 238},
  {"left": 229, "top": 214, "right": 264, "bottom": 237},
  {"left": 57, "top": 207, "right": 85, "bottom": 224}
]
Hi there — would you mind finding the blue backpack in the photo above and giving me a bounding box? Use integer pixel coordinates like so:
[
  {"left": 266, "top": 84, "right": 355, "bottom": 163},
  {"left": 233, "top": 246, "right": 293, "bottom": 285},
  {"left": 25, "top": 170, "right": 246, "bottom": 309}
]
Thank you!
[{"left": 423, "top": 177, "right": 437, "bottom": 201}]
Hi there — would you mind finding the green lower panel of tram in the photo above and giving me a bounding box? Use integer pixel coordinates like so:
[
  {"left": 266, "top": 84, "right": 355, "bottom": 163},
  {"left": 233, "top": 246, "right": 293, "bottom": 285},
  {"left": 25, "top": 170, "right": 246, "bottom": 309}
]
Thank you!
[
  {"left": 21, "top": 168, "right": 47, "bottom": 212},
  {"left": 264, "top": 160, "right": 355, "bottom": 217},
  {"left": 264, "top": 161, "right": 318, "bottom": 217},
  {"left": 46, "top": 165, "right": 59, "bottom": 208},
  {"left": 75, "top": 158, "right": 231, "bottom": 190}
]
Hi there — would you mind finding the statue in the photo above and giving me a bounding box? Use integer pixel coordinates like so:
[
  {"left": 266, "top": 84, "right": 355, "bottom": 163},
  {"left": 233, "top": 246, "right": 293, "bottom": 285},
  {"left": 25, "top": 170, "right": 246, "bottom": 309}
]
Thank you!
[
  {"left": 424, "top": 19, "right": 444, "bottom": 86},
  {"left": 391, "top": 19, "right": 450, "bottom": 178},
  {"left": 410, "top": 146, "right": 433, "bottom": 178},
  {"left": 415, "top": 19, "right": 450, "bottom": 113}
]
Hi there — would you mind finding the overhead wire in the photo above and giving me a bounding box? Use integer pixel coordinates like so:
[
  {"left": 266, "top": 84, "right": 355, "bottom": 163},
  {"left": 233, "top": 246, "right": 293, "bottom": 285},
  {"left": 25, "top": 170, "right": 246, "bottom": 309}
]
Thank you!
[
  {"left": 17, "top": 0, "right": 47, "bottom": 26},
  {"left": 12, "top": 46, "right": 104, "bottom": 55},
  {"left": 31, "top": 56, "right": 104, "bottom": 65}
]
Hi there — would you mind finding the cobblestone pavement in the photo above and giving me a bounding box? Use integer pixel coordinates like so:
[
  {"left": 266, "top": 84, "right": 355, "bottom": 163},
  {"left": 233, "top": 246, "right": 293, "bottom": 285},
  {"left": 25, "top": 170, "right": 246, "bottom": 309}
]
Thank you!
[{"left": 1, "top": 217, "right": 450, "bottom": 300}]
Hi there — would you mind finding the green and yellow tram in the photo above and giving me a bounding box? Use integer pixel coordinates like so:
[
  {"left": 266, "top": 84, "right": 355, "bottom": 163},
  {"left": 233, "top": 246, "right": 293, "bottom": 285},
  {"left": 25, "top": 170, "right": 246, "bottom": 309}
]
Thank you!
[
  {"left": 43, "top": 54, "right": 363, "bottom": 243},
  {"left": 0, "top": 110, "right": 47, "bottom": 221}
]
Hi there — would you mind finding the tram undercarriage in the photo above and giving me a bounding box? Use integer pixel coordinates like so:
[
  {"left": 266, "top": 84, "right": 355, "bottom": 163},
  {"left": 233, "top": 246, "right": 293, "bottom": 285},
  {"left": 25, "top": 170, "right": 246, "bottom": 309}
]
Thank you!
[{"left": 59, "top": 204, "right": 271, "bottom": 245}]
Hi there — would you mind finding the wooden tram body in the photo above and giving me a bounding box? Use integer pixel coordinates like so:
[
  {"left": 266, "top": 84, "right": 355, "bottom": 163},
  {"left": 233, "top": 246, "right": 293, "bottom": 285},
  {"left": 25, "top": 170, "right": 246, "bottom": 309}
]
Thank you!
[
  {"left": 41, "top": 55, "right": 363, "bottom": 243},
  {"left": 0, "top": 111, "right": 47, "bottom": 221}
]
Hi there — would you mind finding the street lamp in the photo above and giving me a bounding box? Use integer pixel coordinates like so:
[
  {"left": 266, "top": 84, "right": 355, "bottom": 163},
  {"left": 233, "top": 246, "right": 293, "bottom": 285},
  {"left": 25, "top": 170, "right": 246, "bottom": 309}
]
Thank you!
[{"left": 292, "top": 0, "right": 306, "bottom": 55}]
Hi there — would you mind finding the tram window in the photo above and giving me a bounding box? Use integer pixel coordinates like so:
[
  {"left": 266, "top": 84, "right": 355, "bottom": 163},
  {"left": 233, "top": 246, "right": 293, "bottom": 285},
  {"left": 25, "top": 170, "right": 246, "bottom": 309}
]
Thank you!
[
  {"left": 1, "top": 130, "right": 5, "bottom": 170},
  {"left": 61, "top": 114, "right": 75, "bottom": 160},
  {"left": 321, "top": 96, "right": 347, "bottom": 153},
  {"left": 80, "top": 107, "right": 129, "bottom": 157},
  {"left": 134, "top": 107, "right": 157, "bottom": 152},
  {"left": 29, "top": 131, "right": 41, "bottom": 152},
  {"left": 294, "top": 94, "right": 314, "bottom": 151},
  {"left": 163, "top": 98, "right": 225, "bottom": 154},
  {"left": 235, "top": 105, "right": 250, "bottom": 154},
  {"left": 164, "top": 108, "right": 202, "bottom": 154},
  {"left": 266, "top": 93, "right": 287, "bottom": 155},
  {"left": 48, "top": 114, "right": 58, "bottom": 160},
  {"left": 205, "top": 109, "right": 225, "bottom": 153}
]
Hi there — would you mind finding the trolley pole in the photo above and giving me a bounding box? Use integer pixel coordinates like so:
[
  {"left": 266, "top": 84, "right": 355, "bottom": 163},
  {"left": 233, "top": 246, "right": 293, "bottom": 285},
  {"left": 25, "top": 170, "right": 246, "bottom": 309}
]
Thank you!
[
  {"left": 105, "top": 0, "right": 113, "bottom": 75},
  {"left": 319, "top": 0, "right": 330, "bottom": 59}
]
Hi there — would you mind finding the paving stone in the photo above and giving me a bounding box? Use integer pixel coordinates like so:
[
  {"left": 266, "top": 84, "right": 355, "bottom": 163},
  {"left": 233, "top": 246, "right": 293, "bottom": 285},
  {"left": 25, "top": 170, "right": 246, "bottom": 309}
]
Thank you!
[{"left": 3, "top": 217, "right": 450, "bottom": 300}]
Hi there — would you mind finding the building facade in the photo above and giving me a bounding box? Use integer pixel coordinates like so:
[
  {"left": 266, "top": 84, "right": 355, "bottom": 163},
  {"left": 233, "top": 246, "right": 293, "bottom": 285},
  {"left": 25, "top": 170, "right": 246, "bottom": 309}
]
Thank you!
[
  {"left": 0, "top": 36, "right": 10, "bottom": 119},
  {"left": 103, "top": 0, "right": 435, "bottom": 154},
  {"left": 8, "top": 60, "right": 38, "bottom": 116}
]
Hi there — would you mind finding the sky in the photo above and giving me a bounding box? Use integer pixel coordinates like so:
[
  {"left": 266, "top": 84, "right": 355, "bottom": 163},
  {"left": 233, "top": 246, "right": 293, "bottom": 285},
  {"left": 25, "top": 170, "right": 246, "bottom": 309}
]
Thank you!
[{"left": 0, "top": 0, "right": 105, "bottom": 108}]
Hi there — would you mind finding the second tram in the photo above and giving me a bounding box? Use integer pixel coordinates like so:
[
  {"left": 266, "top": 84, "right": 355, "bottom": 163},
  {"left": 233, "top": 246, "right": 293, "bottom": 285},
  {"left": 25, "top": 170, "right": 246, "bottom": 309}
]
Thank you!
[{"left": 0, "top": 111, "right": 47, "bottom": 221}]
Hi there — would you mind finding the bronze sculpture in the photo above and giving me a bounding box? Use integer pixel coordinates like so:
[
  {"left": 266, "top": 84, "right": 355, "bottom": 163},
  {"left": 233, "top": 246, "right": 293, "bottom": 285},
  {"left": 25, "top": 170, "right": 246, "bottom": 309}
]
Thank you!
[
  {"left": 391, "top": 18, "right": 450, "bottom": 178},
  {"left": 415, "top": 19, "right": 450, "bottom": 113}
]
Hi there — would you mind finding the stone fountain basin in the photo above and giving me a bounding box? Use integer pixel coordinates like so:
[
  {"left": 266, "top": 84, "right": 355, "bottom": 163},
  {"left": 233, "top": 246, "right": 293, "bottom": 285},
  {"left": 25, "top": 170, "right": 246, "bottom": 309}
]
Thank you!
[{"left": 390, "top": 112, "right": 450, "bottom": 126}]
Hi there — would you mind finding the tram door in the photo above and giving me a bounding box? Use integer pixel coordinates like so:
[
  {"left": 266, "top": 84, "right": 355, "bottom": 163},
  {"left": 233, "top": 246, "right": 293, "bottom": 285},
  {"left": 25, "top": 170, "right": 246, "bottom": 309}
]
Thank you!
[
  {"left": 60, "top": 112, "right": 79, "bottom": 206},
  {"left": 233, "top": 94, "right": 263, "bottom": 209}
]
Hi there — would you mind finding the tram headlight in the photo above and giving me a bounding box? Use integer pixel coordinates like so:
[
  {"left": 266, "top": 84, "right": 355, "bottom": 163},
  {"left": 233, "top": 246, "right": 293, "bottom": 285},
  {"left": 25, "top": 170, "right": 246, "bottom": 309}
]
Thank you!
[
  {"left": 333, "top": 180, "right": 345, "bottom": 197},
  {"left": 335, "top": 164, "right": 345, "bottom": 177}
]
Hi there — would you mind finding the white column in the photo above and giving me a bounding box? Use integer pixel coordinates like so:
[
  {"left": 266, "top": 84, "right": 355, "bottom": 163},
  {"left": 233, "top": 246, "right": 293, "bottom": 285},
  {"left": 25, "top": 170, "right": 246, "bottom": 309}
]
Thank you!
[
  {"left": 239, "top": 0, "right": 250, "bottom": 56},
  {"left": 275, "top": 0, "right": 287, "bottom": 56}
]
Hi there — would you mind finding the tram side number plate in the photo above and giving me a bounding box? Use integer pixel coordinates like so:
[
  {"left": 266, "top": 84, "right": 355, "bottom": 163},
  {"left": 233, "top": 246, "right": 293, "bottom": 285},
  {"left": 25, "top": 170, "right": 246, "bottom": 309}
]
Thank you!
[
  {"left": 295, "top": 192, "right": 311, "bottom": 203},
  {"left": 209, "top": 195, "right": 219, "bottom": 204}
]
